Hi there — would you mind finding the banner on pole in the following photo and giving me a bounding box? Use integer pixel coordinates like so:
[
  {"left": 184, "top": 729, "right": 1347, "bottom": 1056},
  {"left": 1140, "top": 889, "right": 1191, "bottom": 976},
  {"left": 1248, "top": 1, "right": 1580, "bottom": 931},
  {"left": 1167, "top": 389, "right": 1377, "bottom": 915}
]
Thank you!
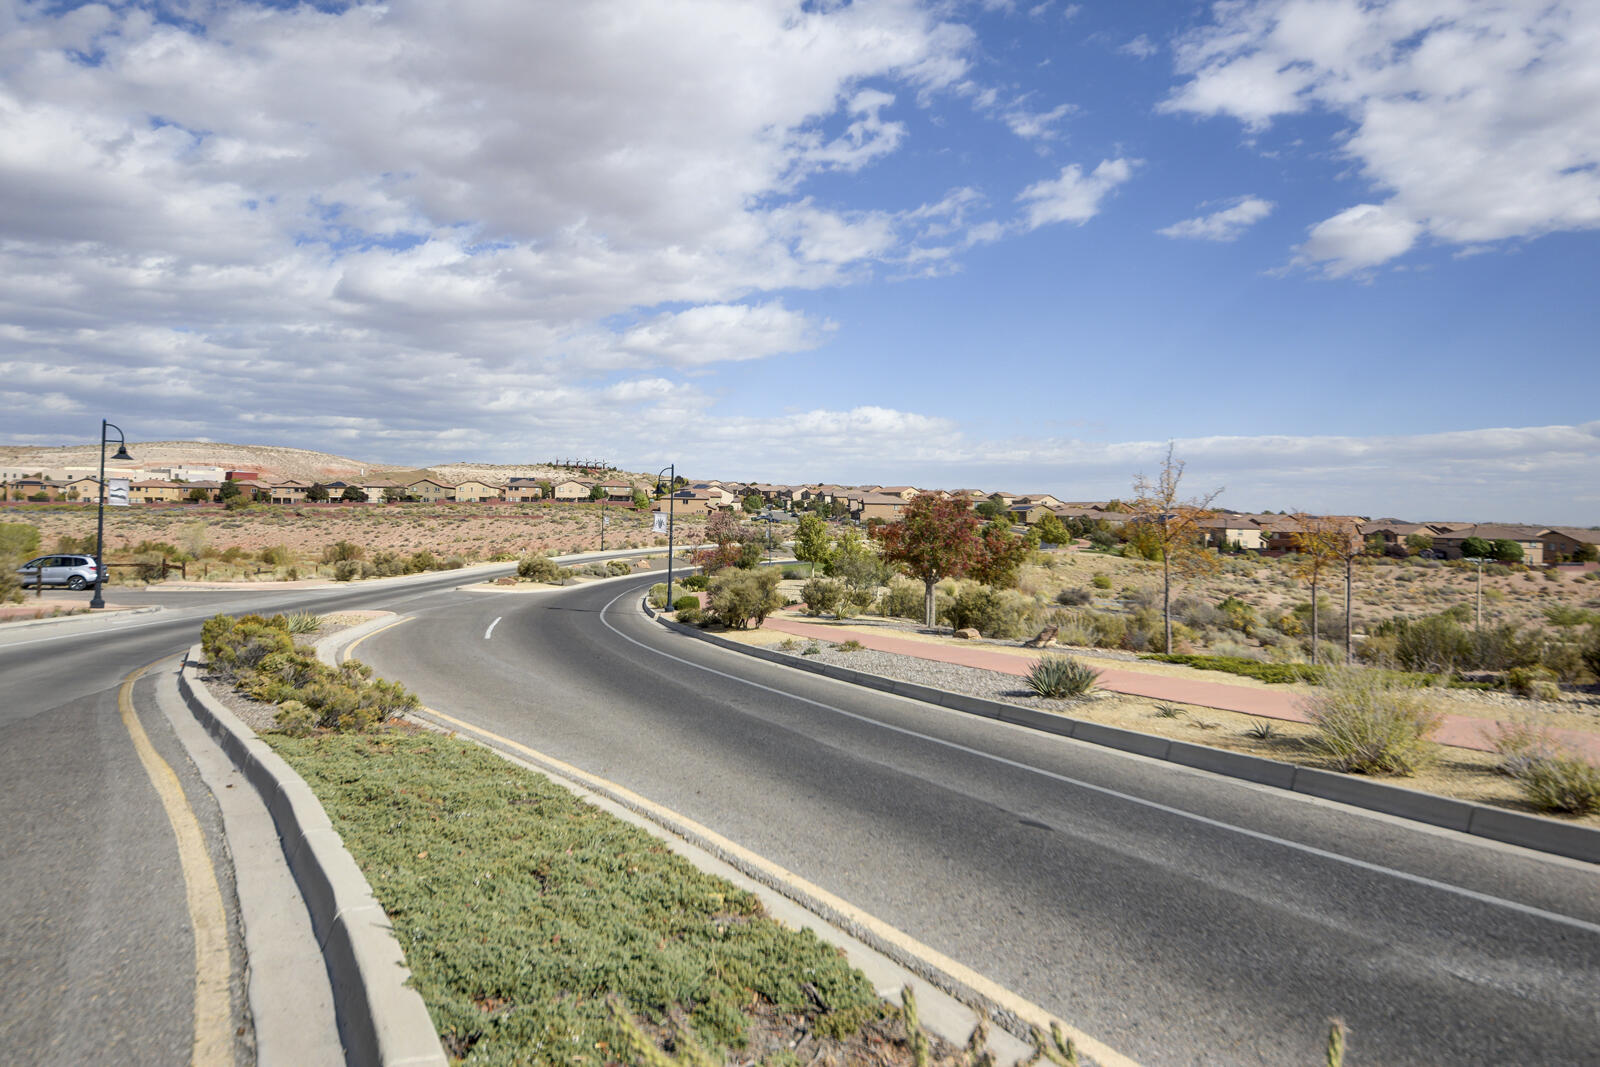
[
  {"left": 107, "top": 478, "right": 131, "bottom": 507},
  {"left": 652, "top": 513, "right": 668, "bottom": 534}
]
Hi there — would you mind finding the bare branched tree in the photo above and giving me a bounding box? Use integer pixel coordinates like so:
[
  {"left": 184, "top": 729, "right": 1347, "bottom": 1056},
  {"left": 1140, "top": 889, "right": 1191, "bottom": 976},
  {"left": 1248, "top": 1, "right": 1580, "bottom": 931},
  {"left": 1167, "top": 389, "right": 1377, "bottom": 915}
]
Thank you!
[{"left": 1130, "top": 443, "right": 1222, "bottom": 653}]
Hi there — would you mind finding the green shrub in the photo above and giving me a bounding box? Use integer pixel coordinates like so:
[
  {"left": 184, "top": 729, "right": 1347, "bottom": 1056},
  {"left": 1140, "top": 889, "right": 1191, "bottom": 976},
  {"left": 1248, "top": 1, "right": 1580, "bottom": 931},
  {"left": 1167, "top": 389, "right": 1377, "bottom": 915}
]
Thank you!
[
  {"left": 940, "top": 582, "right": 1035, "bottom": 639},
  {"left": 1056, "top": 587, "right": 1092, "bottom": 606},
  {"left": 1091, "top": 573, "right": 1113, "bottom": 590},
  {"left": 333, "top": 559, "right": 362, "bottom": 582},
  {"left": 672, "top": 595, "right": 700, "bottom": 613},
  {"left": 675, "top": 604, "right": 703, "bottom": 625},
  {"left": 517, "top": 553, "right": 567, "bottom": 583},
  {"left": 607, "top": 559, "right": 633, "bottom": 576},
  {"left": 800, "top": 576, "right": 843, "bottom": 617},
  {"left": 1515, "top": 753, "right": 1600, "bottom": 815},
  {"left": 1144, "top": 653, "right": 1325, "bottom": 685},
  {"left": 259, "top": 545, "right": 293, "bottom": 566},
  {"left": 1026, "top": 656, "right": 1099, "bottom": 698},
  {"left": 322, "top": 540, "right": 364, "bottom": 563},
  {"left": 876, "top": 577, "right": 925, "bottom": 621},
  {"left": 1300, "top": 668, "right": 1442, "bottom": 775},
  {"left": 1484, "top": 719, "right": 1563, "bottom": 777},
  {"left": 408, "top": 550, "right": 438, "bottom": 572},
  {"left": 707, "top": 570, "right": 783, "bottom": 629},
  {"left": 681, "top": 573, "right": 710, "bottom": 591}
]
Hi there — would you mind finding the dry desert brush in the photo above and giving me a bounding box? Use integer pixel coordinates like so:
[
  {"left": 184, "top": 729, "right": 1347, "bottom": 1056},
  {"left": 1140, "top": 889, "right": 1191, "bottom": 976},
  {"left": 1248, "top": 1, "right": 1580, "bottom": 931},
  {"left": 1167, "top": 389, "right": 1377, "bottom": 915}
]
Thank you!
[{"left": 1300, "top": 667, "right": 1442, "bottom": 775}]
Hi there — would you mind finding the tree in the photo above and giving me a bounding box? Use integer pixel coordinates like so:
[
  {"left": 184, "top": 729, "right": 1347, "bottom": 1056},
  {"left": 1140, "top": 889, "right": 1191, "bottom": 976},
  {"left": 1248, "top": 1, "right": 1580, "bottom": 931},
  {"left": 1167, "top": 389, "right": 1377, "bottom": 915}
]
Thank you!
[
  {"left": 1459, "top": 536, "right": 1492, "bottom": 560},
  {"left": 970, "top": 522, "right": 1031, "bottom": 589},
  {"left": 1490, "top": 538, "right": 1524, "bottom": 563},
  {"left": 1034, "top": 512, "right": 1070, "bottom": 547},
  {"left": 537, "top": 480, "right": 555, "bottom": 501},
  {"left": 792, "top": 513, "right": 831, "bottom": 576},
  {"left": 1406, "top": 532, "right": 1436, "bottom": 556},
  {"left": 383, "top": 486, "right": 414, "bottom": 503},
  {"left": 826, "top": 526, "right": 888, "bottom": 613},
  {"left": 340, "top": 484, "right": 367, "bottom": 503},
  {"left": 186, "top": 487, "right": 210, "bottom": 503},
  {"left": 305, "top": 483, "right": 330, "bottom": 503},
  {"left": 588, "top": 483, "right": 606, "bottom": 501},
  {"left": 877, "top": 495, "right": 982, "bottom": 628},
  {"left": 217, "top": 480, "right": 242, "bottom": 501},
  {"left": 1576, "top": 544, "right": 1599, "bottom": 564},
  {"left": 1288, "top": 514, "right": 1360, "bottom": 665},
  {"left": 742, "top": 494, "right": 762, "bottom": 514},
  {"left": 632, "top": 489, "right": 650, "bottom": 508},
  {"left": 1129, "top": 443, "right": 1222, "bottom": 653}
]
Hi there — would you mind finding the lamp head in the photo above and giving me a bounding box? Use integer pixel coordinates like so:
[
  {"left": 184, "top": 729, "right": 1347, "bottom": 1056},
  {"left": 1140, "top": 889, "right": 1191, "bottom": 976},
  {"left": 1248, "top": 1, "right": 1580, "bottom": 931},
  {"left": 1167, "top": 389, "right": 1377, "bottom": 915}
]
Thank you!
[{"left": 111, "top": 444, "right": 133, "bottom": 461}]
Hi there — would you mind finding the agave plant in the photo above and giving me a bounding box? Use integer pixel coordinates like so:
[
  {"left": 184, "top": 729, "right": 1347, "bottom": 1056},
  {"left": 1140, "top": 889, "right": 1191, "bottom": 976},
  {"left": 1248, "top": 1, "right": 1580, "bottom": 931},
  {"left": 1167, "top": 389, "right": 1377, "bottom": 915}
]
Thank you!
[{"left": 1026, "top": 655, "right": 1099, "bottom": 699}]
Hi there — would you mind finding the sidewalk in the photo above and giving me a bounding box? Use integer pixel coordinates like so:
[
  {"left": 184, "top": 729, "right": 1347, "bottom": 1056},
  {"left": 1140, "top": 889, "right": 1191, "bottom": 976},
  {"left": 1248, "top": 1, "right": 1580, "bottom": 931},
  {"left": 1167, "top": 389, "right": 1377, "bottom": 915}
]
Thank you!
[{"left": 758, "top": 614, "right": 1600, "bottom": 760}]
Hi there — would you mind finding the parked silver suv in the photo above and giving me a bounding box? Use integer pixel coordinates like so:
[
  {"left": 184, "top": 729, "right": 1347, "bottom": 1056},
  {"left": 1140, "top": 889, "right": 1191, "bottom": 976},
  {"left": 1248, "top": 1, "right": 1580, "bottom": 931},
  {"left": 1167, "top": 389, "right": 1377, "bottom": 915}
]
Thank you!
[{"left": 16, "top": 554, "right": 98, "bottom": 590}]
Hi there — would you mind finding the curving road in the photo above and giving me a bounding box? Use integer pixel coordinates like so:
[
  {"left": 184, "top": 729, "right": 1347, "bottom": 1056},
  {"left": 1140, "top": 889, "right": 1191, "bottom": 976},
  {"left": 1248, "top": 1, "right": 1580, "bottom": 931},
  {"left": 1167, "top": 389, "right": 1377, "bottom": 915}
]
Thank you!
[{"left": 351, "top": 574, "right": 1600, "bottom": 1066}]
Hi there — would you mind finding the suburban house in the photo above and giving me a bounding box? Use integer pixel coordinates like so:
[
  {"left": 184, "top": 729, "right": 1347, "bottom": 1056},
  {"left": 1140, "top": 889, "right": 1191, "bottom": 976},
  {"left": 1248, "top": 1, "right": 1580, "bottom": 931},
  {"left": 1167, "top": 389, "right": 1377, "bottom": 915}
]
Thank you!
[
  {"left": 504, "top": 478, "right": 545, "bottom": 503},
  {"left": 452, "top": 479, "right": 504, "bottom": 502},
  {"left": 1540, "top": 527, "right": 1600, "bottom": 562},
  {"left": 595, "top": 481, "right": 637, "bottom": 503},
  {"left": 130, "top": 480, "right": 186, "bottom": 504},
  {"left": 1007, "top": 501, "right": 1055, "bottom": 525},
  {"left": 1013, "top": 494, "right": 1065, "bottom": 510},
  {"left": 406, "top": 478, "right": 456, "bottom": 503},
  {"left": 1196, "top": 515, "right": 1266, "bottom": 551},
  {"left": 652, "top": 488, "right": 729, "bottom": 515},
  {"left": 1430, "top": 524, "right": 1548, "bottom": 565},
  {"left": 261, "top": 480, "right": 309, "bottom": 505},
  {"left": 850, "top": 492, "right": 909, "bottom": 523},
  {"left": 873, "top": 486, "right": 921, "bottom": 502},
  {"left": 552, "top": 479, "right": 593, "bottom": 501}
]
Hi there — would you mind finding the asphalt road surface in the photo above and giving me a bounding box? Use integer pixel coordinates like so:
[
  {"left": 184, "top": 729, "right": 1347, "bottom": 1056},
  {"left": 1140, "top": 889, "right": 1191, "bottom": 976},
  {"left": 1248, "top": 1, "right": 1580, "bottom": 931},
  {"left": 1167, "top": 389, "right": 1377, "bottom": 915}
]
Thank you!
[
  {"left": 0, "top": 566, "right": 515, "bottom": 1064},
  {"left": 351, "top": 574, "right": 1600, "bottom": 1066}
]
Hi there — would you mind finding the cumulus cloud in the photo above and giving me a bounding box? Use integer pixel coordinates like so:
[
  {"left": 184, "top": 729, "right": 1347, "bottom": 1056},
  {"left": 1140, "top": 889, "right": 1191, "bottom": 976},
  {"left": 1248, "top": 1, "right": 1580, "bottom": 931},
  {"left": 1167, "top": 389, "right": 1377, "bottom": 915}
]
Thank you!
[
  {"left": 1017, "top": 158, "right": 1139, "bottom": 229},
  {"left": 1161, "top": 0, "right": 1600, "bottom": 275},
  {"left": 0, "top": 0, "right": 985, "bottom": 453},
  {"left": 1158, "top": 195, "right": 1274, "bottom": 241}
]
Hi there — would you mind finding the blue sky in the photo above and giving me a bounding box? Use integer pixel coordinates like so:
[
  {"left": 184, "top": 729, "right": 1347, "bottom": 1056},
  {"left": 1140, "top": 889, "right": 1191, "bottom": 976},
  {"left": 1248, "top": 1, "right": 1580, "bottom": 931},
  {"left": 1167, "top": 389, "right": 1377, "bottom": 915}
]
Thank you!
[{"left": 1, "top": 0, "right": 1596, "bottom": 522}]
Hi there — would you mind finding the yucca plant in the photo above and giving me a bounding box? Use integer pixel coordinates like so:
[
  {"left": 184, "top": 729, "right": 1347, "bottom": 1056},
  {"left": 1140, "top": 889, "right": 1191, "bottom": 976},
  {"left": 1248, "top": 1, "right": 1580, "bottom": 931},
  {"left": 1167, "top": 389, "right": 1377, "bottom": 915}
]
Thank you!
[
  {"left": 285, "top": 611, "right": 322, "bottom": 634},
  {"left": 1025, "top": 656, "right": 1099, "bottom": 699}
]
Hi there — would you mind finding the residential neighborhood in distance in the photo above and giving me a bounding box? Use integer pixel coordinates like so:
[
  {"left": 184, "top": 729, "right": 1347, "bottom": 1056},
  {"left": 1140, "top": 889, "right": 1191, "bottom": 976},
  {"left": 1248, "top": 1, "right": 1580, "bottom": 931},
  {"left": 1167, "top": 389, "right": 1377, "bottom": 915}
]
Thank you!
[{"left": 3, "top": 446, "right": 1596, "bottom": 567}]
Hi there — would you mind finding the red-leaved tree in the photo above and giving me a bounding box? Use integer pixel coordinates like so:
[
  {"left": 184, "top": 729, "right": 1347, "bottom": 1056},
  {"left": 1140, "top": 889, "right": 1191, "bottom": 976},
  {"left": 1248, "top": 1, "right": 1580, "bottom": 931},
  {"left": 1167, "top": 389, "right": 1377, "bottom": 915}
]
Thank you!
[{"left": 877, "top": 495, "right": 982, "bottom": 628}]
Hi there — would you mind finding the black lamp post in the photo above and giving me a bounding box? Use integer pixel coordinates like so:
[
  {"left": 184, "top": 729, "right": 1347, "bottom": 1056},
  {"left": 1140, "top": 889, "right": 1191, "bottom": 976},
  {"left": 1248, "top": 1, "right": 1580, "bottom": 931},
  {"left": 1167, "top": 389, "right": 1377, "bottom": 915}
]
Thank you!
[
  {"left": 91, "top": 419, "right": 132, "bottom": 609},
  {"left": 655, "top": 464, "right": 676, "bottom": 607}
]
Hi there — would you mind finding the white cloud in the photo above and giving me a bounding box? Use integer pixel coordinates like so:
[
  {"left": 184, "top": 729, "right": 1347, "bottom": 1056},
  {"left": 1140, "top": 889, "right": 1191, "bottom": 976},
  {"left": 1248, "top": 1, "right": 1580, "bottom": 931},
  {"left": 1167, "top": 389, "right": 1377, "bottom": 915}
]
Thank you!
[
  {"left": 0, "top": 0, "right": 989, "bottom": 452},
  {"left": 1292, "top": 203, "right": 1422, "bottom": 277},
  {"left": 1119, "top": 34, "right": 1159, "bottom": 59},
  {"left": 1002, "top": 100, "right": 1076, "bottom": 140},
  {"left": 1161, "top": 0, "right": 1600, "bottom": 275},
  {"left": 1016, "top": 158, "right": 1139, "bottom": 229},
  {"left": 1158, "top": 195, "right": 1275, "bottom": 241}
]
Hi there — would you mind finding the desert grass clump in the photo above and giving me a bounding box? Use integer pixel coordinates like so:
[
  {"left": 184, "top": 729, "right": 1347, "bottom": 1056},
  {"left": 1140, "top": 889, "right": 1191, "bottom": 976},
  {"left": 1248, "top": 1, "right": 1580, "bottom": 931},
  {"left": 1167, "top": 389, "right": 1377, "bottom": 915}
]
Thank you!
[
  {"left": 1514, "top": 752, "right": 1600, "bottom": 815},
  {"left": 1300, "top": 667, "right": 1442, "bottom": 775},
  {"left": 1026, "top": 655, "right": 1099, "bottom": 699}
]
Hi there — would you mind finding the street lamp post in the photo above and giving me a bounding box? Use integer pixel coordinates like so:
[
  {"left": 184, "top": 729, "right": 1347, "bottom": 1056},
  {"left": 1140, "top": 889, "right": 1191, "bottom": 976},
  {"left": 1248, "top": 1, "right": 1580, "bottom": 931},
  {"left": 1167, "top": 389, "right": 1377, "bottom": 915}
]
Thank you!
[
  {"left": 91, "top": 419, "right": 132, "bottom": 610},
  {"left": 656, "top": 464, "right": 675, "bottom": 607},
  {"left": 1465, "top": 556, "right": 1487, "bottom": 629}
]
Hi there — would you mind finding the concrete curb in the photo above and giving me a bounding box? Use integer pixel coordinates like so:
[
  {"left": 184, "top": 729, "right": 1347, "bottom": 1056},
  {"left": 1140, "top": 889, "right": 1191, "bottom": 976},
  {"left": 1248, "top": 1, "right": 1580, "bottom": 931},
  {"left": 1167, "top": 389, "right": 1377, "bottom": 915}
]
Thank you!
[
  {"left": 177, "top": 644, "right": 447, "bottom": 1067},
  {"left": 0, "top": 603, "right": 162, "bottom": 632},
  {"left": 646, "top": 601, "right": 1599, "bottom": 865}
]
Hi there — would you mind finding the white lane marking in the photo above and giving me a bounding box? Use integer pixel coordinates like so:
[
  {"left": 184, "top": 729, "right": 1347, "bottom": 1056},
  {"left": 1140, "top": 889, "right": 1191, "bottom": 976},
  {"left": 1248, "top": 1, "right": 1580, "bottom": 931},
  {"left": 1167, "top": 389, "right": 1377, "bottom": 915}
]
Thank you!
[
  {"left": 597, "top": 588, "right": 1600, "bottom": 938},
  {"left": 485, "top": 616, "right": 501, "bottom": 641}
]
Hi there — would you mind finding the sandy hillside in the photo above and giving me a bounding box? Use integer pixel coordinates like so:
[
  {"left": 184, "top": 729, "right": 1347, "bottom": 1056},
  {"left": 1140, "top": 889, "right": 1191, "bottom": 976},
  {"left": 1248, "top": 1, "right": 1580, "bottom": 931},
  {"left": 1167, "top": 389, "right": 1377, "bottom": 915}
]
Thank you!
[{"left": 0, "top": 441, "right": 658, "bottom": 488}]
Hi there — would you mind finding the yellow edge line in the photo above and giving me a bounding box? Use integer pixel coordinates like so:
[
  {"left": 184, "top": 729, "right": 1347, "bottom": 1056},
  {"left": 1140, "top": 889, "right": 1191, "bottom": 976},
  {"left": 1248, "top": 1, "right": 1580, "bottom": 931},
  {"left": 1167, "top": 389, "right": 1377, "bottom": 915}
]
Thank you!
[
  {"left": 339, "top": 616, "right": 413, "bottom": 663},
  {"left": 118, "top": 660, "right": 232, "bottom": 1067},
  {"left": 417, "top": 703, "right": 1141, "bottom": 1067}
]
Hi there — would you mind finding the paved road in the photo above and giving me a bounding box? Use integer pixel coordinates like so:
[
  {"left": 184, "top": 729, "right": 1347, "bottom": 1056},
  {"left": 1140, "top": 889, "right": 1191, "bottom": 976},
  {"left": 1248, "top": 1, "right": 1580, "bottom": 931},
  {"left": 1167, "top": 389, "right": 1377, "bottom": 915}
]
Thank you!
[
  {"left": 0, "top": 566, "right": 516, "bottom": 1064},
  {"left": 353, "top": 575, "right": 1600, "bottom": 1066}
]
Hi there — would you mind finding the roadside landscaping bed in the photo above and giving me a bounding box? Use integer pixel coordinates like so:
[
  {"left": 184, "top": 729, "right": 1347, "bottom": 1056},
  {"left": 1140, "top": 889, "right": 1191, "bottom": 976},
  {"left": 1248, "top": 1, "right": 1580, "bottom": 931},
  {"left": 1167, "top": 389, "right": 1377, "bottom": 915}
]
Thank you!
[
  {"left": 717, "top": 628, "right": 1600, "bottom": 829},
  {"left": 198, "top": 610, "right": 1024, "bottom": 1066},
  {"left": 264, "top": 728, "right": 959, "bottom": 1066}
]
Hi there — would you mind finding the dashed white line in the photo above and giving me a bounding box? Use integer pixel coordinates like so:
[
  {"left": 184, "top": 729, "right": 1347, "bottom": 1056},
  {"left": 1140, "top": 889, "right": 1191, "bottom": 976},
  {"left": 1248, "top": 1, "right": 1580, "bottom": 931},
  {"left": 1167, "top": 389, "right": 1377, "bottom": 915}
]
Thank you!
[{"left": 484, "top": 616, "right": 501, "bottom": 640}]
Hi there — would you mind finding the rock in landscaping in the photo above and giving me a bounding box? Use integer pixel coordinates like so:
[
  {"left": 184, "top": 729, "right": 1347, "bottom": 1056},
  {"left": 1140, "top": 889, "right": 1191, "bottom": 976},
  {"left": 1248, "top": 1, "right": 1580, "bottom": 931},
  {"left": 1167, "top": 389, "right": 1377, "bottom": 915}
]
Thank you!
[
  {"left": 955, "top": 627, "right": 980, "bottom": 640},
  {"left": 1024, "top": 625, "right": 1059, "bottom": 648}
]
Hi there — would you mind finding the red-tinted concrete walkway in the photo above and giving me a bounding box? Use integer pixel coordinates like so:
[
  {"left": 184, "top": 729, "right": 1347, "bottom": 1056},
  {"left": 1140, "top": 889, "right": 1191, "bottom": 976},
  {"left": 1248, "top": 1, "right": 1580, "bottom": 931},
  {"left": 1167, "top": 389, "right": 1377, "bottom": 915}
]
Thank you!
[{"left": 759, "top": 614, "right": 1600, "bottom": 760}]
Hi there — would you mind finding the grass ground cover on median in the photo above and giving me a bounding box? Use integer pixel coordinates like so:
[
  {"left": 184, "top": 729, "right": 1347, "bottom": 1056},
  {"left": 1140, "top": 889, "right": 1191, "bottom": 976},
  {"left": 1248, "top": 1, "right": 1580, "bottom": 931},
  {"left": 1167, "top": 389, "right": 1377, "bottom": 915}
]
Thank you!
[{"left": 264, "top": 728, "right": 941, "bottom": 1065}]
